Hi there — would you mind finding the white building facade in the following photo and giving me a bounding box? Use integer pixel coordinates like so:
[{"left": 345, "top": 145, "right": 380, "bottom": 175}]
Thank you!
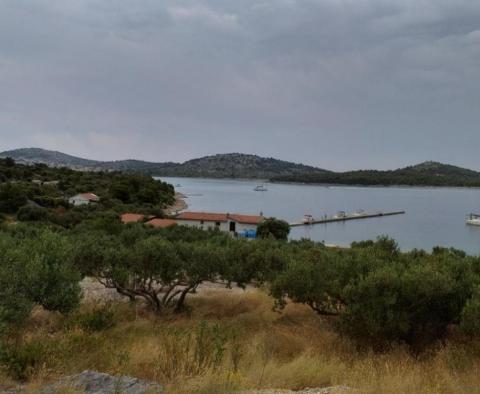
[
  {"left": 174, "top": 212, "right": 263, "bottom": 235},
  {"left": 69, "top": 193, "right": 100, "bottom": 206}
]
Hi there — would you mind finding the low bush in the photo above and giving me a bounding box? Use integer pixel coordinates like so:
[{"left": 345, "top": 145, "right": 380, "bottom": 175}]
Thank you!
[
  {"left": 71, "top": 306, "right": 115, "bottom": 332},
  {"left": 0, "top": 340, "right": 48, "bottom": 380},
  {"left": 16, "top": 205, "right": 48, "bottom": 222},
  {"left": 460, "top": 289, "right": 480, "bottom": 336}
]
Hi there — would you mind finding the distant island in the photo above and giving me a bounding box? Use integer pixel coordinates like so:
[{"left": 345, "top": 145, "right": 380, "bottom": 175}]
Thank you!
[
  {"left": 0, "top": 148, "right": 328, "bottom": 179},
  {"left": 271, "top": 161, "right": 480, "bottom": 188},
  {"left": 2, "top": 148, "right": 480, "bottom": 187}
]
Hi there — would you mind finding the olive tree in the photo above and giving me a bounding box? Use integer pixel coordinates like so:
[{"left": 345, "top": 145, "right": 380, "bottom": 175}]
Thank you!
[
  {"left": 85, "top": 236, "right": 227, "bottom": 313},
  {"left": 271, "top": 239, "right": 480, "bottom": 347},
  {"left": 0, "top": 229, "right": 81, "bottom": 336}
]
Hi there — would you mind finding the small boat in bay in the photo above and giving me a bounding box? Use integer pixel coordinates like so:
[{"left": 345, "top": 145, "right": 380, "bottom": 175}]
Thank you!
[
  {"left": 466, "top": 213, "right": 480, "bottom": 226},
  {"left": 254, "top": 184, "right": 268, "bottom": 191}
]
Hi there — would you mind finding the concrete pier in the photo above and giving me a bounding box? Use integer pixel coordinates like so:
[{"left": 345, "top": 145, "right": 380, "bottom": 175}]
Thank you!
[{"left": 290, "top": 210, "right": 405, "bottom": 227}]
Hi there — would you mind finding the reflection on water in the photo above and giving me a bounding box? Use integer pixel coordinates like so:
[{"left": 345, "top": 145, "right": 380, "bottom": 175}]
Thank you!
[{"left": 159, "top": 177, "right": 480, "bottom": 255}]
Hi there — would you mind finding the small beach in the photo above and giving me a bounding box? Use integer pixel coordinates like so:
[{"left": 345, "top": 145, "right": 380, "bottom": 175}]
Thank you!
[{"left": 164, "top": 192, "right": 188, "bottom": 215}]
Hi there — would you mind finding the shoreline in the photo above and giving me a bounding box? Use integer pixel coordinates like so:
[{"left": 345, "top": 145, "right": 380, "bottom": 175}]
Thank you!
[
  {"left": 164, "top": 192, "right": 188, "bottom": 215},
  {"left": 158, "top": 175, "right": 480, "bottom": 190}
]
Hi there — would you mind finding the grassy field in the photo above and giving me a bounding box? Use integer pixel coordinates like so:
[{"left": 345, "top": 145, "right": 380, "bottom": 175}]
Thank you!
[{"left": 2, "top": 288, "right": 480, "bottom": 394}]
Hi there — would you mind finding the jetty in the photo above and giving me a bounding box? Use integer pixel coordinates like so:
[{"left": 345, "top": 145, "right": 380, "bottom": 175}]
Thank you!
[{"left": 290, "top": 210, "right": 405, "bottom": 227}]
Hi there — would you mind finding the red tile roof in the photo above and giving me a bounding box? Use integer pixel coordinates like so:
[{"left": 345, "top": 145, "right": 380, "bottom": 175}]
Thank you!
[
  {"left": 146, "top": 218, "right": 177, "bottom": 228},
  {"left": 175, "top": 211, "right": 263, "bottom": 225},
  {"left": 228, "top": 214, "right": 264, "bottom": 225},
  {"left": 80, "top": 193, "right": 99, "bottom": 201},
  {"left": 121, "top": 213, "right": 145, "bottom": 224},
  {"left": 176, "top": 212, "right": 229, "bottom": 222}
]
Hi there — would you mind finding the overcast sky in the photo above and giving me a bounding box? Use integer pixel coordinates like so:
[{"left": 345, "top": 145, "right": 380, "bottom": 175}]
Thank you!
[{"left": 1, "top": 0, "right": 479, "bottom": 170}]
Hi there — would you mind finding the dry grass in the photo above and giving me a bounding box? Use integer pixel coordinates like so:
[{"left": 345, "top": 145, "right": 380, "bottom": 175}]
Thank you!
[{"left": 2, "top": 289, "right": 480, "bottom": 394}]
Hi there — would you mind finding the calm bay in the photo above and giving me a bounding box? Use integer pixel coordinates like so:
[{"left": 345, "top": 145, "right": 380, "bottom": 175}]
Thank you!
[{"left": 159, "top": 177, "right": 480, "bottom": 255}]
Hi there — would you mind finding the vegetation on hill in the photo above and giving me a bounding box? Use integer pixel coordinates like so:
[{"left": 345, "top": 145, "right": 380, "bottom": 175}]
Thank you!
[
  {"left": 162, "top": 153, "right": 328, "bottom": 179},
  {"left": 272, "top": 161, "right": 480, "bottom": 187},
  {"left": 0, "top": 147, "right": 99, "bottom": 168},
  {"left": 0, "top": 157, "right": 175, "bottom": 226},
  {"left": 4, "top": 148, "right": 480, "bottom": 187},
  {"left": 0, "top": 148, "right": 329, "bottom": 179}
]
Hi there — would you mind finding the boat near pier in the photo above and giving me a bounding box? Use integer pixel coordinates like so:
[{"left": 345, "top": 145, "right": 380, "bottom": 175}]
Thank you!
[
  {"left": 290, "top": 210, "right": 406, "bottom": 227},
  {"left": 466, "top": 213, "right": 480, "bottom": 226}
]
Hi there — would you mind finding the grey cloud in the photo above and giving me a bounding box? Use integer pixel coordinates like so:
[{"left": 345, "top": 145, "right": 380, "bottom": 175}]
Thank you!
[{"left": 0, "top": 0, "right": 479, "bottom": 169}]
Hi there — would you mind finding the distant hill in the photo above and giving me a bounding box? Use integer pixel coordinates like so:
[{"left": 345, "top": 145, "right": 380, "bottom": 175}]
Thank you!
[
  {"left": 3, "top": 148, "right": 479, "bottom": 186},
  {"left": 271, "top": 161, "right": 480, "bottom": 187},
  {"left": 158, "top": 153, "right": 329, "bottom": 178},
  {"left": 0, "top": 148, "right": 100, "bottom": 169},
  {"left": 0, "top": 148, "right": 329, "bottom": 179}
]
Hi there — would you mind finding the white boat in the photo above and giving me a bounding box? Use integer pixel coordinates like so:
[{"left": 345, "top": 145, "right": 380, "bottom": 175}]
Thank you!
[
  {"left": 466, "top": 214, "right": 480, "bottom": 226},
  {"left": 333, "top": 211, "right": 346, "bottom": 219},
  {"left": 302, "top": 214, "right": 314, "bottom": 224},
  {"left": 254, "top": 184, "right": 268, "bottom": 192}
]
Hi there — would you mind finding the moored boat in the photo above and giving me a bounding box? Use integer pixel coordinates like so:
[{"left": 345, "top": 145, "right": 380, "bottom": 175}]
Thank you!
[
  {"left": 353, "top": 209, "right": 366, "bottom": 216},
  {"left": 302, "top": 214, "right": 314, "bottom": 224},
  {"left": 466, "top": 213, "right": 480, "bottom": 226},
  {"left": 254, "top": 184, "right": 268, "bottom": 191}
]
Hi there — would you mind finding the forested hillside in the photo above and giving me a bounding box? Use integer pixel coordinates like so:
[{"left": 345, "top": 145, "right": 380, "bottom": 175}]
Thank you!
[
  {"left": 0, "top": 148, "right": 329, "bottom": 178},
  {"left": 271, "top": 161, "right": 480, "bottom": 187},
  {"left": 3, "top": 148, "right": 480, "bottom": 187},
  {"left": 0, "top": 157, "right": 174, "bottom": 226}
]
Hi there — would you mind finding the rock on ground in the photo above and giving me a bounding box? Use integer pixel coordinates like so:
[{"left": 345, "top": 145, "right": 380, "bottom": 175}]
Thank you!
[{"left": 38, "top": 370, "right": 163, "bottom": 394}]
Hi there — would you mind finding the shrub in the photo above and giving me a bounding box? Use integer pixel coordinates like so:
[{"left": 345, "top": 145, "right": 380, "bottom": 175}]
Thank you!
[
  {"left": 0, "top": 183, "right": 27, "bottom": 214},
  {"left": 72, "top": 306, "right": 115, "bottom": 332},
  {"left": 272, "top": 240, "right": 479, "bottom": 348},
  {"left": 338, "top": 261, "right": 470, "bottom": 347},
  {"left": 0, "top": 340, "right": 48, "bottom": 380},
  {"left": 257, "top": 218, "right": 290, "bottom": 240},
  {"left": 460, "top": 289, "right": 480, "bottom": 336},
  {"left": 0, "top": 229, "right": 81, "bottom": 336},
  {"left": 16, "top": 205, "right": 48, "bottom": 222}
]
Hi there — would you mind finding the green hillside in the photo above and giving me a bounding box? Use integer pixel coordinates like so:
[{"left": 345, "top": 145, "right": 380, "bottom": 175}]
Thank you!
[{"left": 271, "top": 161, "right": 480, "bottom": 187}]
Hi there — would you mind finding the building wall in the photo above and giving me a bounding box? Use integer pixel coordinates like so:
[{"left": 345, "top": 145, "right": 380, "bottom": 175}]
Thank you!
[
  {"left": 235, "top": 222, "right": 259, "bottom": 233},
  {"left": 175, "top": 219, "right": 229, "bottom": 232},
  {"left": 69, "top": 197, "right": 90, "bottom": 206},
  {"left": 175, "top": 219, "right": 257, "bottom": 234}
]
